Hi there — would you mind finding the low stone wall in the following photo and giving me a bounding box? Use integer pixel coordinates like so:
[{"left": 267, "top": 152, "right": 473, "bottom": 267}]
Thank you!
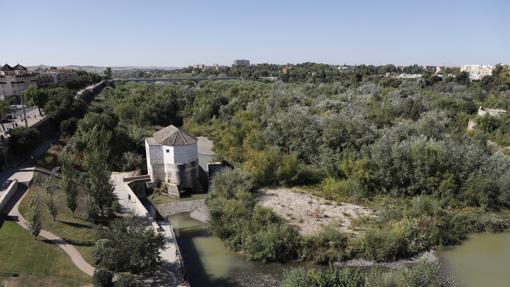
[
  {"left": 0, "top": 180, "right": 18, "bottom": 215},
  {"left": 122, "top": 174, "right": 150, "bottom": 183}
]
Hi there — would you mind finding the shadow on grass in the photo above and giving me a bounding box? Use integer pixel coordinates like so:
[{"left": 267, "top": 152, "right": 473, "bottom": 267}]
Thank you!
[
  {"left": 41, "top": 238, "right": 95, "bottom": 247},
  {"left": 57, "top": 220, "right": 93, "bottom": 229}
]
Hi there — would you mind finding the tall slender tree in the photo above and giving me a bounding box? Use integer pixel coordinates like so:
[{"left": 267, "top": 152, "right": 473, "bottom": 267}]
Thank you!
[
  {"left": 61, "top": 154, "right": 78, "bottom": 217},
  {"left": 47, "top": 191, "right": 57, "bottom": 222},
  {"left": 86, "top": 126, "right": 114, "bottom": 217},
  {"left": 29, "top": 195, "right": 42, "bottom": 239}
]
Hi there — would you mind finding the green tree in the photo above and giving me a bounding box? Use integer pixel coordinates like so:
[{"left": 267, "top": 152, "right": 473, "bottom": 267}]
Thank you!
[
  {"left": 93, "top": 268, "right": 113, "bottom": 287},
  {"left": 86, "top": 126, "right": 114, "bottom": 217},
  {"left": 0, "top": 100, "right": 12, "bottom": 131},
  {"left": 93, "top": 218, "right": 165, "bottom": 274},
  {"left": 29, "top": 195, "right": 42, "bottom": 239},
  {"left": 46, "top": 189, "right": 58, "bottom": 222},
  {"left": 104, "top": 67, "right": 112, "bottom": 80},
  {"left": 22, "top": 85, "right": 48, "bottom": 116},
  {"left": 61, "top": 154, "right": 78, "bottom": 217},
  {"left": 8, "top": 127, "right": 40, "bottom": 154}
]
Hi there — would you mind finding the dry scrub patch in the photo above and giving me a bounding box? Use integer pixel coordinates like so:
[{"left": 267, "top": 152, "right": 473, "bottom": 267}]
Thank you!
[{"left": 258, "top": 187, "right": 371, "bottom": 236}]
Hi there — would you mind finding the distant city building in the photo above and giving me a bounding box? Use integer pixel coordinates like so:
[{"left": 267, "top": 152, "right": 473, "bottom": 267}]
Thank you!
[
  {"left": 396, "top": 73, "right": 422, "bottom": 79},
  {"left": 0, "top": 64, "right": 76, "bottom": 100},
  {"left": 422, "top": 65, "right": 442, "bottom": 73},
  {"left": 233, "top": 59, "right": 250, "bottom": 67},
  {"left": 461, "top": 64, "right": 494, "bottom": 80},
  {"left": 145, "top": 125, "right": 200, "bottom": 196},
  {"left": 0, "top": 64, "right": 37, "bottom": 100},
  {"left": 46, "top": 67, "right": 75, "bottom": 83}
]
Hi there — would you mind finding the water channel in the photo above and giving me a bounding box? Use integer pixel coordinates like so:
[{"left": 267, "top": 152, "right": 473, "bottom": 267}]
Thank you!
[
  {"left": 439, "top": 232, "right": 510, "bottom": 287},
  {"left": 169, "top": 212, "right": 310, "bottom": 287}
]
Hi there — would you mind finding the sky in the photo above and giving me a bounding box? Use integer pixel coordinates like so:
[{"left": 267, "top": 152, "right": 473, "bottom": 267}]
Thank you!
[{"left": 1, "top": 0, "right": 509, "bottom": 67}]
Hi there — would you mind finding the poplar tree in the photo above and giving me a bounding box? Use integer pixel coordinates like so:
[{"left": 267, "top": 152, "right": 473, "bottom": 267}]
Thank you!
[
  {"left": 29, "top": 195, "right": 42, "bottom": 240},
  {"left": 61, "top": 154, "right": 78, "bottom": 217},
  {"left": 86, "top": 126, "right": 114, "bottom": 217}
]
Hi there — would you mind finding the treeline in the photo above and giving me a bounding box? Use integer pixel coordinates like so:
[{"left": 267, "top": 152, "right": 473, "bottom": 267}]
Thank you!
[
  {"left": 114, "top": 63, "right": 459, "bottom": 84},
  {"left": 2, "top": 70, "right": 102, "bottom": 161}
]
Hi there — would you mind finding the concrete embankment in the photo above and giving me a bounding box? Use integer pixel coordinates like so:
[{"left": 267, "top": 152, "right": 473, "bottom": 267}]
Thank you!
[
  {"left": 111, "top": 172, "right": 187, "bottom": 287},
  {"left": 0, "top": 179, "right": 18, "bottom": 214},
  {"left": 154, "top": 199, "right": 209, "bottom": 223}
]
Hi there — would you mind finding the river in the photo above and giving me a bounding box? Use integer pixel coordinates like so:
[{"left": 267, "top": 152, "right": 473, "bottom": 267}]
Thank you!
[
  {"left": 169, "top": 212, "right": 311, "bottom": 287},
  {"left": 439, "top": 232, "right": 510, "bottom": 287}
]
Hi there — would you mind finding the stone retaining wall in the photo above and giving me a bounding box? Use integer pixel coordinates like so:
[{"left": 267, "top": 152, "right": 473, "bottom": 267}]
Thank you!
[
  {"left": 154, "top": 199, "right": 209, "bottom": 223},
  {"left": 0, "top": 180, "right": 18, "bottom": 215}
]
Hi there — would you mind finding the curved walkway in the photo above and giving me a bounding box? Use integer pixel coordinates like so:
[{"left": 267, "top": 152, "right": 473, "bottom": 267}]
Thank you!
[{"left": 7, "top": 185, "right": 95, "bottom": 276}]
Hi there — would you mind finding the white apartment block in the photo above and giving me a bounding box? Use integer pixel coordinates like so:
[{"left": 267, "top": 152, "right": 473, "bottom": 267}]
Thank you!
[
  {"left": 0, "top": 64, "right": 37, "bottom": 100},
  {"left": 461, "top": 64, "right": 494, "bottom": 80}
]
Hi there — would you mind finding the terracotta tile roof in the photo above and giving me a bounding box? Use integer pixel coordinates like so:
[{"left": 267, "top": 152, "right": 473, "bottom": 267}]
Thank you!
[{"left": 151, "top": 125, "right": 197, "bottom": 146}]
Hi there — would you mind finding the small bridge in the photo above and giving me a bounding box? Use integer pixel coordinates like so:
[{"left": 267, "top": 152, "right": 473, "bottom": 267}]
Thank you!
[{"left": 113, "top": 76, "right": 243, "bottom": 83}]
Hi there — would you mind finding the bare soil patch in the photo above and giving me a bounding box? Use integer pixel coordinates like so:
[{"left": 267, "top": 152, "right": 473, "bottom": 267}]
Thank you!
[{"left": 258, "top": 187, "right": 371, "bottom": 236}]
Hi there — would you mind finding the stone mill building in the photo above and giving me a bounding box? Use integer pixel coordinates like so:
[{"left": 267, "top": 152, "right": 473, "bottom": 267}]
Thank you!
[{"left": 145, "top": 125, "right": 200, "bottom": 196}]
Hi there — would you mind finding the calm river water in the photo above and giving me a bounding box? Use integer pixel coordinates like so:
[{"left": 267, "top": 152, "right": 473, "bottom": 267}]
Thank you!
[
  {"left": 439, "top": 232, "right": 510, "bottom": 287},
  {"left": 169, "top": 213, "right": 311, "bottom": 287}
]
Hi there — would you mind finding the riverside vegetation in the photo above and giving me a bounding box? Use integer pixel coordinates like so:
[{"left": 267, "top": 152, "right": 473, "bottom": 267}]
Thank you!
[
  {"left": 110, "top": 64, "right": 510, "bottom": 285},
  {"left": 11, "top": 63, "right": 510, "bottom": 286}
]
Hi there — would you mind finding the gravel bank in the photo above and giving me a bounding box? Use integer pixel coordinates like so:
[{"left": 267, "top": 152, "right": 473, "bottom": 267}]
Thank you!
[
  {"left": 334, "top": 250, "right": 438, "bottom": 269},
  {"left": 258, "top": 187, "right": 371, "bottom": 236}
]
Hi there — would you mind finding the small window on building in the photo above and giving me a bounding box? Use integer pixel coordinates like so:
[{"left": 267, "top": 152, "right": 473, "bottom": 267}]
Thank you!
[{"left": 166, "top": 149, "right": 170, "bottom": 153}]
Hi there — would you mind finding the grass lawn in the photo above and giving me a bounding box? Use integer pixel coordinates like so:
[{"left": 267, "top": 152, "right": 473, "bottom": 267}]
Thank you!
[
  {"left": 18, "top": 178, "right": 97, "bottom": 265},
  {"left": 0, "top": 220, "right": 91, "bottom": 287},
  {"left": 149, "top": 192, "right": 208, "bottom": 204}
]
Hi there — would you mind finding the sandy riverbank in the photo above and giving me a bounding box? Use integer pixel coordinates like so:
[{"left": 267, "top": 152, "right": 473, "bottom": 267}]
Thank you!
[{"left": 258, "top": 187, "right": 371, "bottom": 236}]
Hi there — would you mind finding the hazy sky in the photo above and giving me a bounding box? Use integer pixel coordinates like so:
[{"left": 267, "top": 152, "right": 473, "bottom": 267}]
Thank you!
[{"left": 1, "top": 0, "right": 509, "bottom": 67}]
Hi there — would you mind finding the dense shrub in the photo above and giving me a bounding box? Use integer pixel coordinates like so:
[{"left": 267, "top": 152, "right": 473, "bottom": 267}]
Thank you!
[
  {"left": 301, "top": 226, "right": 350, "bottom": 264},
  {"left": 281, "top": 262, "right": 456, "bottom": 287},
  {"left": 93, "top": 268, "right": 113, "bottom": 287},
  {"left": 207, "top": 170, "right": 301, "bottom": 262},
  {"left": 353, "top": 226, "right": 409, "bottom": 262},
  {"left": 116, "top": 273, "right": 143, "bottom": 287},
  {"left": 245, "top": 223, "right": 300, "bottom": 262},
  {"left": 60, "top": 117, "right": 78, "bottom": 136},
  {"left": 94, "top": 218, "right": 165, "bottom": 274},
  {"left": 121, "top": 151, "right": 143, "bottom": 171},
  {"left": 8, "top": 127, "right": 40, "bottom": 154}
]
